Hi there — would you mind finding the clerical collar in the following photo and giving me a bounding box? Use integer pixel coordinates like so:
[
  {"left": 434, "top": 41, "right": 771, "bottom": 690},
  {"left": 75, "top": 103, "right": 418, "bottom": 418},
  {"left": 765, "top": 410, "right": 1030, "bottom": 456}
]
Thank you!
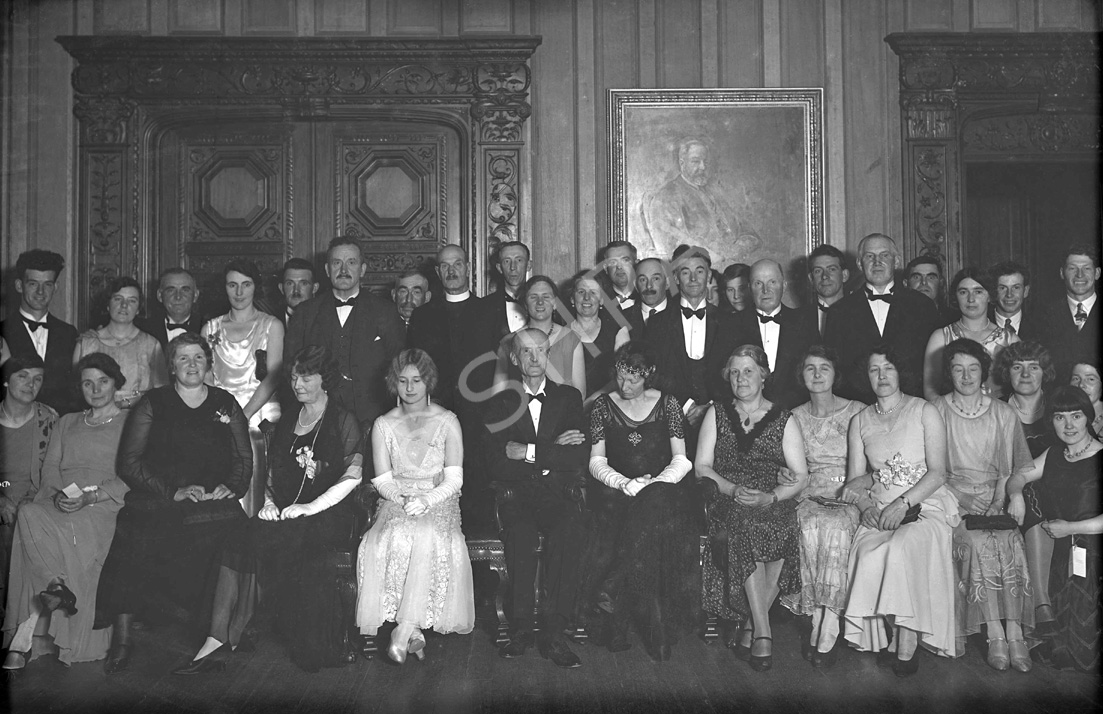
[
  {"left": 523, "top": 378, "right": 548, "bottom": 396},
  {"left": 865, "top": 281, "right": 894, "bottom": 296},
  {"left": 19, "top": 308, "right": 48, "bottom": 323},
  {"left": 445, "top": 290, "right": 471, "bottom": 303}
]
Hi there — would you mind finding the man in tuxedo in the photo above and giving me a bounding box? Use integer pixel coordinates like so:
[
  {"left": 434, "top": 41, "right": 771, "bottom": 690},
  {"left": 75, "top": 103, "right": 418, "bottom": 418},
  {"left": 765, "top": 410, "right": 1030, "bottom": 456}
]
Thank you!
[
  {"left": 464, "top": 241, "right": 530, "bottom": 401},
  {"left": 285, "top": 237, "right": 405, "bottom": 434},
  {"left": 824, "top": 233, "right": 940, "bottom": 403},
  {"left": 391, "top": 269, "right": 431, "bottom": 339},
  {"left": 623, "top": 257, "right": 670, "bottom": 338},
  {"left": 1, "top": 250, "right": 79, "bottom": 413},
  {"left": 990, "top": 260, "right": 1041, "bottom": 343},
  {"left": 600, "top": 240, "right": 640, "bottom": 308},
  {"left": 797, "top": 244, "right": 849, "bottom": 339},
  {"left": 906, "top": 255, "right": 957, "bottom": 327},
  {"left": 643, "top": 246, "right": 738, "bottom": 453},
  {"left": 1040, "top": 243, "right": 1101, "bottom": 382},
  {"left": 483, "top": 328, "right": 588, "bottom": 668},
  {"left": 736, "top": 259, "right": 818, "bottom": 408},
  {"left": 277, "top": 258, "right": 319, "bottom": 326},
  {"left": 138, "top": 268, "right": 205, "bottom": 348}
]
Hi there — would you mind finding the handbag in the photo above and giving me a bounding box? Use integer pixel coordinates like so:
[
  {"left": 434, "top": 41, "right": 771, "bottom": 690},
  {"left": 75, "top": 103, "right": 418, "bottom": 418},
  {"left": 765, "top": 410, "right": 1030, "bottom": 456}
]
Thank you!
[
  {"left": 963, "top": 513, "right": 1018, "bottom": 531},
  {"left": 899, "top": 503, "right": 921, "bottom": 525}
]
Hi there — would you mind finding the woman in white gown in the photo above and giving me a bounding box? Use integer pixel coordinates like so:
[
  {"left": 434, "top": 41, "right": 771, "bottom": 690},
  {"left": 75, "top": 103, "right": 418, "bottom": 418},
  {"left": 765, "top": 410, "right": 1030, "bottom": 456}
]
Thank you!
[{"left": 356, "top": 349, "right": 474, "bottom": 664}]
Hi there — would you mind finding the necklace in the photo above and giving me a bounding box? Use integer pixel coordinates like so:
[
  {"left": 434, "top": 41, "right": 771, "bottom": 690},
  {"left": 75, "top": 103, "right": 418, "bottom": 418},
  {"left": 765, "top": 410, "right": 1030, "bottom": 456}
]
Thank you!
[
  {"left": 1065, "top": 439, "right": 1096, "bottom": 460},
  {"left": 83, "top": 409, "right": 119, "bottom": 427},
  {"left": 0, "top": 400, "right": 32, "bottom": 426},
  {"left": 1008, "top": 395, "right": 1042, "bottom": 421},
  {"left": 735, "top": 401, "right": 765, "bottom": 429},
  {"left": 951, "top": 395, "right": 985, "bottom": 417},
  {"left": 297, "top": 405, "right": 325, "bottom": 429},
  {"left": 875, "top": 397, "right": 902, "bottom": 416}
]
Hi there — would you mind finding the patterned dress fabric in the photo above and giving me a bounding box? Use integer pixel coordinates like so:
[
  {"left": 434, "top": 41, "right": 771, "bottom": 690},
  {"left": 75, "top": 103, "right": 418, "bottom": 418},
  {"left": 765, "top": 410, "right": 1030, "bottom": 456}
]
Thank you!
[
  {"left": 843, "top": 396, "right": 960, "bottom": 657},
  {"left": 1034, "top": 449, "right": 1101, "bottom": 672},
  {"left": 781, "top": 399, "right": 863, "bottom": 616},
  {"left": 935, "top": 396, "right": 1035, "bottom": 643},
  {"left": 1, "top": 413, "right": 126, "bottom": 664},
  {"left": 75, "top": 330, "right": 168, "bottom": 395},
  {"left": 701, "top": 403, "right": 800, "bottom": 624},
  {"left": 0, "top": 403, "right": 57, "bottom": 593},
  {"left": 579, "top": 393, "right": 700, "bottom": 647},
  {"left": 356, "top": 411, "right": 474, "bottom": 636},
  {"left": 939, "top": 322, "right": 1019, "bottom": 399}
]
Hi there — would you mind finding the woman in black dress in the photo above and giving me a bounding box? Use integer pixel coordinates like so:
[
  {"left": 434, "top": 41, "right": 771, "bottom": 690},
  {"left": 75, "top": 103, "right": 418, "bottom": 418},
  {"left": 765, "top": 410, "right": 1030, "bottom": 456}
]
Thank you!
[
  {"left": 174, "top": 345, "right": 363, "bottom": 674},
  {"left": 582, "top": 342, "right": 698, "bottom": 661},
  {"left": 566, "top": 273, "right": 629, "bottom": 404},
  {"left": 1008, "top": 385, "right": 1102, "bottom": 672},
  {"left": 96, "top": 332, "right": 251, "bottom": 674}
]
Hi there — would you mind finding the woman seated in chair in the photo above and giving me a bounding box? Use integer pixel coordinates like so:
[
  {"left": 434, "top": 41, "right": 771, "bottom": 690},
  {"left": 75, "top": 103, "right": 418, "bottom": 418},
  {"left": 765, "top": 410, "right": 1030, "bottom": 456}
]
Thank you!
[
  {"left": 2, "top": 354, "right": 128, "bottom": 673},
  {"left": 582, "top": 342, "right": 699, "bottom": 661},
  {"left": 697, "top": 344, "right": 809, "bottom": 672},
  {"left": 356, "top": 349, "right": 474, "bottom": 664},
  {"left": 96, "top": 332, "right": 251, "bottom": 674},
  {"left": 174, "top": 345, "right": 364, "bottom": 674}
]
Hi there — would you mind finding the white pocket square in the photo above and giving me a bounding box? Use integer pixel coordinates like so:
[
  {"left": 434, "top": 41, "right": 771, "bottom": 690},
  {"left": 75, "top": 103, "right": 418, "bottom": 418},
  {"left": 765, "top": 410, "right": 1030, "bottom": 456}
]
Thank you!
[{"left": 373, "top": 335, "right": 381, "bottom": 341}]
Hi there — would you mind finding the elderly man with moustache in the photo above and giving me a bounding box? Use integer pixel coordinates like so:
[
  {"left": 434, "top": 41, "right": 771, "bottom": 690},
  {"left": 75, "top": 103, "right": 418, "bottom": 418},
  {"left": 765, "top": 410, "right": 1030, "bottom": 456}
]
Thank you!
[
  {"left": 138, "top": 268, "right": 205, "bottom": 348},
  {"left": 391, "top": 270, "right": 432, "bottom": 338},
  {"left": 623, "top": 257, "right": 672, "bottom": 338},
  {"left": 277, "top": 258, "right": 319, "bottom": 326}
]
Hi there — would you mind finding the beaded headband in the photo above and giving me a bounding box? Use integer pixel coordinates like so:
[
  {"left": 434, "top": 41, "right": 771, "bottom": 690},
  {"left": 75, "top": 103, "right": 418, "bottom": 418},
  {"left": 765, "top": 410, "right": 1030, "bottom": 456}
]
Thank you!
[{"left": 614, "top": 359, "right": 655, "bottom": 379}]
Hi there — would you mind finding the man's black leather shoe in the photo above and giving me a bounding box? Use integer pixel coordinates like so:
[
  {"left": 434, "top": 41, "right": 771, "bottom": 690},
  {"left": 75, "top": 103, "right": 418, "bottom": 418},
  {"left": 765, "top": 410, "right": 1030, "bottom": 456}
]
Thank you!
[
  {"left": 539, "top": 636, "right": 581, "bottom": 668},
  {"left": 498, "top": 631, "right": 534, "bottom": 659}
]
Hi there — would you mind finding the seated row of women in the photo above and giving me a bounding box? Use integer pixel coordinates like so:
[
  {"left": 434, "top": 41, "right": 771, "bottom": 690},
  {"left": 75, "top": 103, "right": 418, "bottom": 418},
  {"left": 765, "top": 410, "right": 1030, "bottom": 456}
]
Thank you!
[{"left": 0, "top": 333, "right": 1098, "bottom": 680}]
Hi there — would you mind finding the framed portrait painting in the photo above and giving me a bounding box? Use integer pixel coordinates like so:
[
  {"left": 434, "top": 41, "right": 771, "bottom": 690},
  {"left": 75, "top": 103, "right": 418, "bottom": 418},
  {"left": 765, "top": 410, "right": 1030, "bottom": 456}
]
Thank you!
[{"left": 607, "top": 88, "right": 824, "bottom": 271}]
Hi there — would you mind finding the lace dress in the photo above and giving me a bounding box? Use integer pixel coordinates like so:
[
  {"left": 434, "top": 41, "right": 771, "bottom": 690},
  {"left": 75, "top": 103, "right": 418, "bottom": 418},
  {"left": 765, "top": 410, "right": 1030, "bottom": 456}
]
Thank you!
[
  {"left": 579, "top": 393, "right": 700, "bottom": 647},
  {"left": 356, "top": 411, "right": 474, "bottom": 636},
  {"left": 843, "top": 396, "right": 960, "bottom": 657},
  {"left": 701, "top": 404, "right": 800, "bottom": 624},
  {"left": 781, "top": 399, "right": 863, "bottom": 616}
]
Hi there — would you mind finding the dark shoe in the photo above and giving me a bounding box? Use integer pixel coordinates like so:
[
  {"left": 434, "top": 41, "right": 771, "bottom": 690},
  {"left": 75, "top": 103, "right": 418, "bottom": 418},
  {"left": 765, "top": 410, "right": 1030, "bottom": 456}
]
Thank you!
[
  {"left": 539, "top": 636, "right": 582, "bottom": 668},
  {"left": 39, "top": 583, "right": 78, "bottom": 616},
  {"left": 748, "top": 637, "right": 773, "bottom": 672},
  {"left": 877, "top": 648, "right": 896, "bottom": 668},
  {"left": 811, "top": 645, "right": 838, "bottom": 668},
  {"left": 728, "top": 626, "right": 753, "bottom": 661},
  {"left": 893, "top": 653, "right": 919, "bottom": 677},
  {"left": 172, "top": 644, "right": 229, "bottom": 675},
  {"left": 499, "top": 631, "right": 534, "bottom": 659},
  {"left": 104, "top": 643, "right": 132, "bottom": 675}
]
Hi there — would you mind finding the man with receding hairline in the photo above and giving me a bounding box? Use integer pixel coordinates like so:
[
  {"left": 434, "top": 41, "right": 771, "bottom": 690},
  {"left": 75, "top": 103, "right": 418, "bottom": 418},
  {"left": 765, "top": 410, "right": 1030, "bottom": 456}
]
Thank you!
[{"left": 139, "top": 268, "right": 205, "bottom": 348}]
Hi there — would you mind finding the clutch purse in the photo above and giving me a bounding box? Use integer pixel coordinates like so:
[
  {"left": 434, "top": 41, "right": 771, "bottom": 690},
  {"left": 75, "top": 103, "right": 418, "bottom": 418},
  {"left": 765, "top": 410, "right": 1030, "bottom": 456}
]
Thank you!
[
  {"left": 963, "top": 514, "right": 1018, "bottom": 531},
  {"left": 899, "top": 503, "right": 921, "bottom": 525},
  {"left": 255, "top": 349, "right": 268, "bottom": 381}
]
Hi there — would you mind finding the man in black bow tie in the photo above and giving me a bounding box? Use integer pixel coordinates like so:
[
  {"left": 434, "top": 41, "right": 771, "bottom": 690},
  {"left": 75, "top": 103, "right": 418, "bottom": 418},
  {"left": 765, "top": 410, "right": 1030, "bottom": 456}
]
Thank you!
[
  {"left": 464, "top": 241, "right": 531, "bottom": 401},
  {"left": 824, "top": 233, "right": 939, "bottom": 403},
  {"left": 482, "top": 328, "right": 588, "bottom": 668},
  {"left": 285, "top": 237, "right": 404, "bottom": 435},
  {"left": 277, "top": 257, "right": 319, "bottom": 326},
  {"left": 600, "top": 240, "right": 640, "bottom": 309},
  {"left": 796, "top": 244, "right": 850, "bottom": 338},
  {"left": 1, "top": 250, "right": 79, "bottom": 412},
  {"left": 138, "top": 268, "right": 205, "bottom": 349}
]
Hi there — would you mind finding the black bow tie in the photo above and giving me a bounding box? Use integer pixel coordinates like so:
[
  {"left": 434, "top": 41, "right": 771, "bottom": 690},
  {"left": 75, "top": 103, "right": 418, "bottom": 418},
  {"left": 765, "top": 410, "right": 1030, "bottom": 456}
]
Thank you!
[
  {"left": 681, "top": 306, "right": 706, "bottom": 320},
  {"left": 504, "top": 292, "right": 519, "bottom": 303},
  {"left": 335, "top": 295, "right": 357, "bottom": 308},
  {"left": 865, "top": 289, "right": 895, "bottom": 304},
  {"left": 166, "top": 320, "right": 188, "bottom": 329},
  {"left": 22, "top": 316, "right": 47, "bottom": 332},
  {"left": 758, "top": 313, "right": 781, "bottom": 325},
  {"left": 818, "top": 303, "right": 830, "bottom": 312},
  {"left": 616, "top": 293, "right": 633, "bottom": 303},
  {"left": 528, "top": 392, "right": 545, "bottom": 403}
]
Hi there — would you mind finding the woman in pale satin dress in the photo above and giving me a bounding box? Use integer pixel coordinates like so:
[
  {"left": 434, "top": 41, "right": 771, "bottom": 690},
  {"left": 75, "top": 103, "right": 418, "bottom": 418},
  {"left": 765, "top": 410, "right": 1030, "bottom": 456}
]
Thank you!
[{"left": 201, "top": 260, "right": 284, "bottom": 516}]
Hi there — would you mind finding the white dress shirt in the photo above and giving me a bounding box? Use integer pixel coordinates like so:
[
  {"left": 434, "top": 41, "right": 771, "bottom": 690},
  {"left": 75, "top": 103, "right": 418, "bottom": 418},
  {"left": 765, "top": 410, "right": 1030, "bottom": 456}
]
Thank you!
[
  {"left": 165, "top": 314, "right": 192, "bottom": 342},
  {"left": 756, "top": 307, "right": 782, "bottom": 371},
  {"left": 614, "top": 290, "right": 636, "bottom": 309},
  {"left": 680, "top": 297, "right": 707, "bottom": 360},
  {"left": 642, "top": 298, "right": 667, "bottom": 325},
  {"left": 523, "top": 378, "right": 548, "bottom": 464},
  {"left": 335, "top": 289, "right": 360, "bottom": 327},
  {"left": 1068, "top": 292, "right": 1097, "bottom": 329},
  {"left": 995, "top": 310, "right": 1021, "bottom": 336},
  {"left": 19, "top": 309, "right": 49, "bottom": 359},
  {"left": 866, "top": 281, "right": 894, "bottom": 336},
  {"left": 505, "top": 290, "right": 526, "bottom": 333}
]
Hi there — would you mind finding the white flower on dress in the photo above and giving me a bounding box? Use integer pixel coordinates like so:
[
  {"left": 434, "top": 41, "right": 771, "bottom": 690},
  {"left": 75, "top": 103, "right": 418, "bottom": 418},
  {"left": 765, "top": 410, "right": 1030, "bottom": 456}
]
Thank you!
[
  {"left": 295, "top": 446, "right": 318, "bottom": 481},
  {"left": 213, "top": 408, "right": 232, "bottom": 424},
  {"left": 874, "top": 452, "right": 926, "bottom": 489}
]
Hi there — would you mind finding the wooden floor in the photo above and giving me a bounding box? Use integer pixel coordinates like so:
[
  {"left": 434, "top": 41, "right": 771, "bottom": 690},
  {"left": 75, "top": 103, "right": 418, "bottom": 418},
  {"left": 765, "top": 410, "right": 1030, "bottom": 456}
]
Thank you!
[{"left": 7, "top": 603, "right": 1100, "bottom": 714}]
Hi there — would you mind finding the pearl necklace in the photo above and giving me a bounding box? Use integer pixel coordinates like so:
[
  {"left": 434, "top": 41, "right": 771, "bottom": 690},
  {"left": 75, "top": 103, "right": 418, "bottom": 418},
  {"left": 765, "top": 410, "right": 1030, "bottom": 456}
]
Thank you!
[
  {"left": 875, "top": 398, "right": 902, "bottom": 416},
  {"left": 83, "top": 409, "right": 120, "bottom": 427},
  {"left": 297, "top": 405, "right": 325, "bottom": 430}
]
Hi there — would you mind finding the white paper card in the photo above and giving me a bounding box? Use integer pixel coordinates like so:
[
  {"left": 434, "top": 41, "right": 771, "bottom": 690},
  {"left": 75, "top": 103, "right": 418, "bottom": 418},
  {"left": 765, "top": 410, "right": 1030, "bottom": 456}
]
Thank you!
[
  {"left": 1071, "top": 544, "right": 1087, "bottom": 578},
  {"left": 61, "top": 483, "right": 83, "bottom": 499}
]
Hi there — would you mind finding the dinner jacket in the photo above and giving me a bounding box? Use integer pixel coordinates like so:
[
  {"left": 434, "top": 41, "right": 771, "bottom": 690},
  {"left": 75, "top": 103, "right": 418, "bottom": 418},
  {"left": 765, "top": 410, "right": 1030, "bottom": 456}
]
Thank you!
[
  {"left": 734, "top": 305, "right": 819, "bottom": 409},
  {"left": 463, "top": 290, "right": 519, "bottom": 400},
  {"left": 642, "top": 302, "right": 739, "bottom": 407},
  {"left": 407, "top": 295, "right": 482, "bottom": 410},
  {"left": 823, "top": 286, "right": 940, "bottom": 403},
  {"left": 137, "top": 312, "right": 206, "bottom": 349},
  {"left": 284, "top": 291, "right": 405, "bottom": 429},
  {"left": 1039, "top": 295, "right": 1101, "bottom": 382},
  {"left": 1, "top": 313, "right": 79, "bottom": 413}
]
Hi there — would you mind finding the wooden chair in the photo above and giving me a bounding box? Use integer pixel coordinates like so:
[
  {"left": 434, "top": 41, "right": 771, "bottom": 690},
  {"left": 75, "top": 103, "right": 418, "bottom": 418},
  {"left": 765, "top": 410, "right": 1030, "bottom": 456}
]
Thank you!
[{"left": 698, "top": 478, "right": 722, "bottom": 643}]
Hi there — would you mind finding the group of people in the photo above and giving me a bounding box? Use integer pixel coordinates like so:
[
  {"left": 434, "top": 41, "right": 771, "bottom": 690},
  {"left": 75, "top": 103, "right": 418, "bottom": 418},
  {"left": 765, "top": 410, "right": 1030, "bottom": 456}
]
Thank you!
[{"left": 0, "top": 232, "right": 1098, "bottom": 682}]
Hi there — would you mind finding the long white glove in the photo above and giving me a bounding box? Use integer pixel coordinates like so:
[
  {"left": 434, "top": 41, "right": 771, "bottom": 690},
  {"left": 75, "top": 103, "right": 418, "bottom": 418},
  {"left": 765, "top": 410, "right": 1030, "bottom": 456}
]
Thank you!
[
  {"left": 371, "top": 470, "right": 402, "bottom": 502},
  {"left": 589, "top": 455, "right": 629, "bottom": 490},
  {"left": 652, "top": 454, "right": 692, "bottom": 484},
  {"left": 297, "top": 463, "right": 362, "bottom": 516},
  {"left": 623, "top": 477, "right": 650, "bottom": 497},
  {"left": 422, "top": 466, "right": 463, "bottom": 508}
]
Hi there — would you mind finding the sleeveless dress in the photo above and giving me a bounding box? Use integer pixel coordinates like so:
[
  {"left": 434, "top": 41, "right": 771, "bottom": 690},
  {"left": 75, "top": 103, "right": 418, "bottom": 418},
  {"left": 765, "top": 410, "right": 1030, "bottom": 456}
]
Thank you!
[
  {"left": 935, "top": 396, "right": 1034, "bottom": 644},
  {"left": 781, "top": 399, "right": 863, "bottom": 616},
  {"left": 75, "top": 330, "right": 168, "bottom": 395},
  {"left": 701, "top": 404, "right": 800, "bottom": 625},
  {"left": 938, "top": 322, "right": 1018, "bottom": 398},
  {"left": 355, "top": 411, "right": 474, "bottom": 636},
  {"left": 843, "top": 396, "right": 959, "bottom": 657},
  {"left": 579, "top": 393, "right": 699, "bottom": 647},
  {"left": 202, "top": 312, "right": 282, "bottom": 516},
  {"left": 1034, "top": 449, "right": 1101, "bottom": 672}
]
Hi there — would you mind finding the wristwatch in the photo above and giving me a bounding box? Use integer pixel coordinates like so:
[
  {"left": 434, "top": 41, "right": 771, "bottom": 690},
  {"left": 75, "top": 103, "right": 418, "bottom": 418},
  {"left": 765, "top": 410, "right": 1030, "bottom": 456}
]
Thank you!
[{"left": 771, "top": 491, "right": 779, "bottom": 505}]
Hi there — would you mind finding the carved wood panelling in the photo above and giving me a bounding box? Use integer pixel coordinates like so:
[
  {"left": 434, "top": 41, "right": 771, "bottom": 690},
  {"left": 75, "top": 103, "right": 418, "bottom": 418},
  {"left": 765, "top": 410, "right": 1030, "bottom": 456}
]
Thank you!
[
  {"left": 168, "top": 0, "right": 225, "bottom": 34},
  {"left": 82, "top": 149, "right": 127, "bottom": 299},
  {"left": 962, "top": 112, "right": 1100, "bottom": 155},
  {"left": 316, "top": 0, "right": 370, "bottom": 33},
  {"left": 243, "top": 0, "right": 297, "bottom": 34},
  {"left": 94, "top": 0, "right": 151, "bottom": 35}
]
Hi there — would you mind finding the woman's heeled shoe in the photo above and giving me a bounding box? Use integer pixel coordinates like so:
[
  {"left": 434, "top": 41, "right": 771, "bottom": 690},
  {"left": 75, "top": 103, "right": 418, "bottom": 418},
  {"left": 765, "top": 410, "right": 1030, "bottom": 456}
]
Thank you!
[
  {"left": 893, "top": 654, "right": 919, "bottom": 677},
  {"left": 986, "top": 637, "right": 1010, "bottom": 671},
  {"left": 104, "top": 643, "right": 132, "bottom": 675},
  {"left": 728, "top": 626, "right": 753, "bottom": 661},
  {"left": 386, "top": 642, "right": 408, "bottom": 665},
  {"left": 39, "top": 583, "right": 78, "bottom": 616},
  {"left": 748, "top": 637, "right": 773, "bottom": 672},
  {"left": 171, "top": 651, "right": 227, "bottom": 675},
  {"left": 1008, "top": 640, "right": 1032, "bottom": 672},
  {"left": 408, "top": 632, "right": 426, "bottom": 662}
]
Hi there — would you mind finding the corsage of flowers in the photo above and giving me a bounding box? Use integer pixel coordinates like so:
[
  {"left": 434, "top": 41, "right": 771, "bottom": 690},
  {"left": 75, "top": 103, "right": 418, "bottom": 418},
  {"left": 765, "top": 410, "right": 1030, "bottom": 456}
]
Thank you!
[
  {"left": 295, "top": 446, "right": 318, "bottom": 481},
  {"left": 207, "top": 330, "right": 222, "bottom": 347},
  {"left": 213, "top": 408, "right": 232, "bottom": 424},
  {"left": 874, "top": 452, "right": 926, "bottom": 489}
]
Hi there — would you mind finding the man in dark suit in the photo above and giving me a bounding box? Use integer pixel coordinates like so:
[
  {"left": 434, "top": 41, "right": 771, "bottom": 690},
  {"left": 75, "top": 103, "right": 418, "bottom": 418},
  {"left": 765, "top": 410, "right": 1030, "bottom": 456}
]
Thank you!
[
  {"left": 277, "top": 258, "right": 319, "bottom": 327},
  {"left": 463, "top": 240, "right": 530, "bottom": 401},
  {"left": 285, "top": 237, "right": 405, "bottom": 435},
  {"left": 906, "top": 254, "right": 957, "bottom": 327},
  {"left": 390, "top": 269, "right": 431, "bottom": 340},
  {"left": 736, "top": 259, "right": 818, "bottom": 408},
  {"left": 1040, "top": 243, "right": 1101, "bottom": 382},
  {"left": 483, "top": 328, "right": 588, "bottom": 668},
  {"left": 137, "top": 268, "right": 205, "bottom": 348},
  {"left": 600, "top": 240, "right": 640, "bottom": 308},
  {"left": 643, "top": 246, "right": 738, "bottom": 453},
  {"left": 796, "top": 244, "right": 849, "bottom": 340},
  {"left": 622, "top": 257, "right": 669, "bottom": 338},
  {"left": 824, "top": 233, "right": 940, "bottom": 403},
  {"left": 1, "top": 250, "right": 79, "bottom": 413},
  {"left": 990, "top": 260, "right": 1041, "bottom": 343}
]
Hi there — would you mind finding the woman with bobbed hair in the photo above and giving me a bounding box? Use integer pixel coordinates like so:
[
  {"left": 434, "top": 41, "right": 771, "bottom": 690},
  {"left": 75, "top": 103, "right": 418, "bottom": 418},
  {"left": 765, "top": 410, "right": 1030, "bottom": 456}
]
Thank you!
[
  {"left": 2, "top": 354, "right": 128, "bottom": 673},
  {"left": 1007, "top": 385, "right": 1102, "bottom": 672},
  {"left": 719, "top": 264, "right": 751, "bottom": 313},
  {"left": 923, "top": 267, "right": 1018, "bottom": 401},
  {"left": 697, "top": 344, "right": 809, "bottom": 671},
  {"left": 357, "top": 348, "right": 473, "bottom": 664},
  {"left": 994, "top": 341, "right": 1057, "bottom": 458},
  {"left": 74, "top": 276, "right": 168, "bottom": 409},
  {"left": 566, "top": 272, "right": 629, "bottom": 403},
  {"left": 1070, "top": 362, "right": 1103, "bottom": 436},
  {"left": 934, "top": 338, "right": 1034, "bottom": 671},
  {"left": 580, "top": 342, "right": 699, "bottom": 660},
  {"left": 174, "top": 345, "right": 363, "bottom": 674},
  {"left": 780, "top": 345, "right": 864, "bottom": 668}
]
